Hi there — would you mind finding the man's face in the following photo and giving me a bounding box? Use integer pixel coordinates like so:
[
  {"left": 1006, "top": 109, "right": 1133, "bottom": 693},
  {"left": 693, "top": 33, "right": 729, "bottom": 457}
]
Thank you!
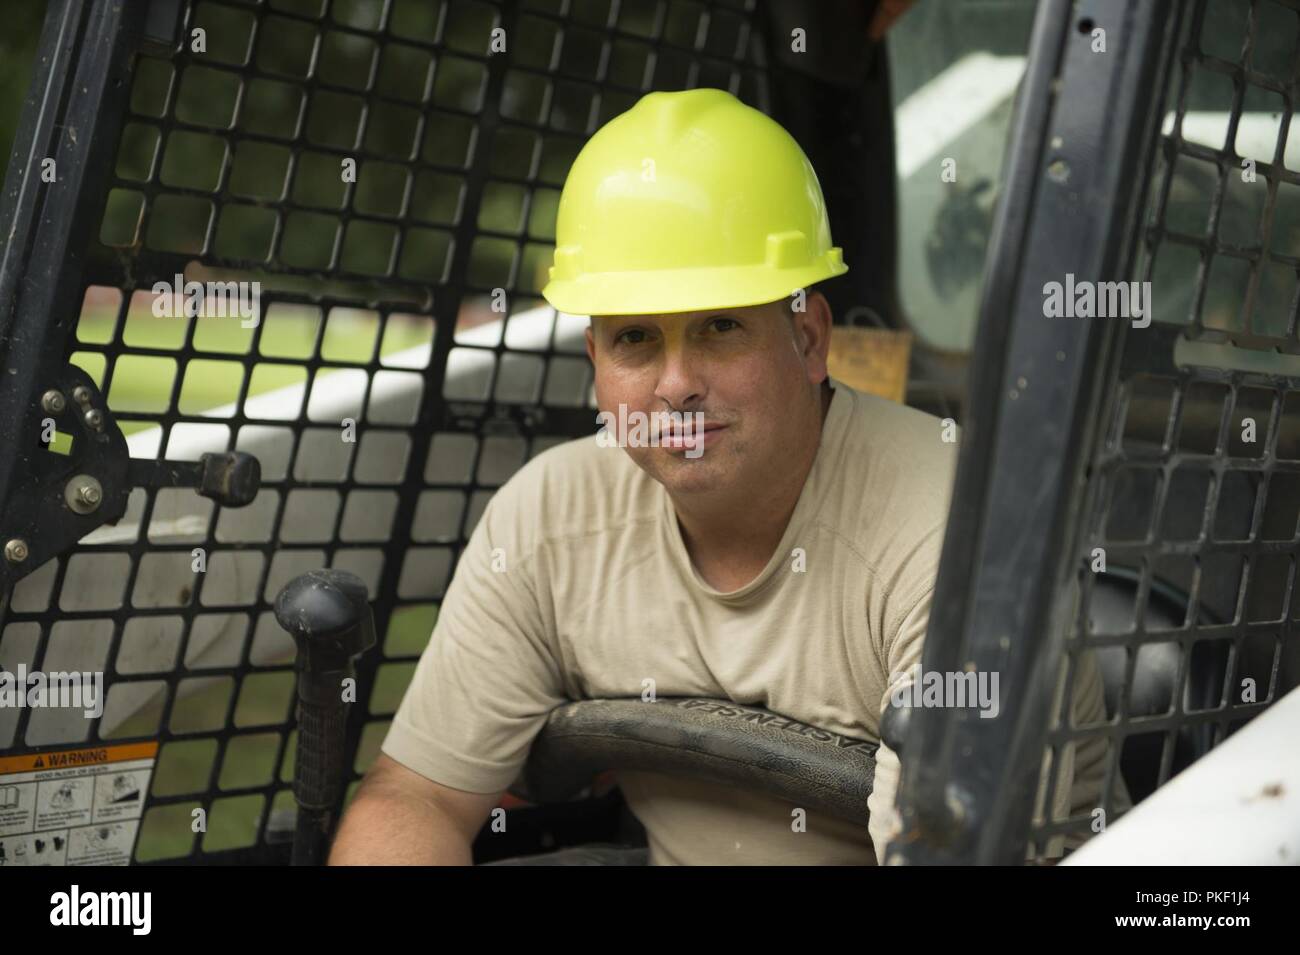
[{"left": 584, "top": 296, "right": 831, "bottom": 497}]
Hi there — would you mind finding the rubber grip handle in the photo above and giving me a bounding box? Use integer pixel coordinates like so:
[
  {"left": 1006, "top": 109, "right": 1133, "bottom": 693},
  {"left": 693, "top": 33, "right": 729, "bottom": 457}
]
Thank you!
[
  {"left": 275, "top": 569, "right": 376, "bottom": 865},
  {"left": 295, "top": 687, "right": 349, "bottom": 810}
]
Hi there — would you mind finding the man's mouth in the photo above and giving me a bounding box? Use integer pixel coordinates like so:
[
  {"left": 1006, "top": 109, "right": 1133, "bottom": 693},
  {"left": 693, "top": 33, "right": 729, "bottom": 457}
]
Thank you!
[
  {"left": 662, "top": 423, "right": 723, "bottom": 436},
  {"left": 660, "top": 424, "right": 726, "bottom": 449}
]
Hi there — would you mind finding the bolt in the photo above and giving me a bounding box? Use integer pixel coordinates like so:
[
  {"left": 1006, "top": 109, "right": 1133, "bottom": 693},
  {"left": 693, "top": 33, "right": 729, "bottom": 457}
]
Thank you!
[
  {"left": 84, "top": 409, "right": 103, "bottom": 430},
  {"left": 1047, "top": 158, "right": 1070, "bottom": 183},
  {"left": 64, "top": 474, "right": 103, "bottom": 514},
  {"left": 73, "top": 386, "right": 91, "bottom": 405},
  {"left": 42, "top": 390, "right": 66, "bottom": 414},
  {"left": 4, "top": 538, "right": 29, "bottom": 563}
]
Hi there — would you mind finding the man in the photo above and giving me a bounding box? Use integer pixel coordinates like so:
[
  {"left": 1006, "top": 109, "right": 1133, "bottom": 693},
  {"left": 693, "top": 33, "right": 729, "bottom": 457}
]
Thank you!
[{"left": 329, "top": 88, "right": 1115, "bottom": 866}]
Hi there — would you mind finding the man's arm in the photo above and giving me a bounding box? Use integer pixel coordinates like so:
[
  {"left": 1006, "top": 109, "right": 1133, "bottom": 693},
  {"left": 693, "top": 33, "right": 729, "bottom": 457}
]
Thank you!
[
  {"left": 328, "top": 753, "right": 502, "bottom": 865},
  {"left": 328, "top": 461, "right": 564, "bottom": 864}
]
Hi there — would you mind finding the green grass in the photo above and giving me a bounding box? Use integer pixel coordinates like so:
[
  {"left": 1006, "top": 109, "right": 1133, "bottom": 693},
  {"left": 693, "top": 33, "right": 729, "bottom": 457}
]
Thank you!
[
  {"left": 72, "top": 305, "right": 434, "bottom": 437},
  {"left": 70, "top": 304, "right": 443, "bottom": 859},
  {"left": 126, "top": 604, "right": 437, "bottom": 860}
]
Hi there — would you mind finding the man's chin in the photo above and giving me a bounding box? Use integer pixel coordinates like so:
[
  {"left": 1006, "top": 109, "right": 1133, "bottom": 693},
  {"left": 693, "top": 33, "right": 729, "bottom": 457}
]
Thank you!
[{"left": 631, "top": 447, "right": 737, "bottom": 494}]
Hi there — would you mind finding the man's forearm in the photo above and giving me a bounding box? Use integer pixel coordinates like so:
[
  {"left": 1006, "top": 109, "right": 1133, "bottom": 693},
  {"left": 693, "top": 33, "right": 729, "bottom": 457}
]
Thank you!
[{"left": 328, "top": 785, "right": 474, "bottom": 865}]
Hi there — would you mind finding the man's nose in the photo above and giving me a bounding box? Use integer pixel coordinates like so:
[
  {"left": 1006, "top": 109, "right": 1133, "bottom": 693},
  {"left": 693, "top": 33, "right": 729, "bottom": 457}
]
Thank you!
[{"left": 653, "top": 338, "right": 706, "bottom": 409}]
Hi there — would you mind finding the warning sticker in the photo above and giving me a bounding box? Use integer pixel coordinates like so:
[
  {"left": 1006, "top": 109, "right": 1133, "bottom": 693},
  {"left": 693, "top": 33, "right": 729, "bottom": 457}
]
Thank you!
[{"left": 0, "top": 742, "right": 157, "bottom": 867}]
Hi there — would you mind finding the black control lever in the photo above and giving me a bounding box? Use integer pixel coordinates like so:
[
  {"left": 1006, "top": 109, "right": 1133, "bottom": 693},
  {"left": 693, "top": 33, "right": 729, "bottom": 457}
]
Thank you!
[
  {"left": 275, "top": 569, "right": 377, "bottom": 866},
  {"left": 1, "top": 364, "right": 261, "bottom": 590},
  {"left": 128, "top": 452, "right": 261, "bottom": 507}
]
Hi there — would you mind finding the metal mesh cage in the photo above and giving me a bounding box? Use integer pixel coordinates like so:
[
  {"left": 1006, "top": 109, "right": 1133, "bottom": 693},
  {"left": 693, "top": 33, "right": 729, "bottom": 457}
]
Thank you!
[
  {"left": 0, "top": 0, "right": 775, "bottom": 864},
  {"left": 1032, "top": 0, "right": 1300, "bottom": 855}
]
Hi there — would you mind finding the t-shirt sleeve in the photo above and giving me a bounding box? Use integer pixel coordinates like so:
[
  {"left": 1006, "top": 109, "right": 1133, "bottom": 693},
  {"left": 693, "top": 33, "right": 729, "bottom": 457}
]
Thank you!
[
  {"left": 868, "top": 580, "right": 1133, "bottom": 862},
  {"left": 866, "top": 583, "right": 931, "bottom": 864},
  {"left": 380, "top": 488, "right": 566, "bottom": 794}
]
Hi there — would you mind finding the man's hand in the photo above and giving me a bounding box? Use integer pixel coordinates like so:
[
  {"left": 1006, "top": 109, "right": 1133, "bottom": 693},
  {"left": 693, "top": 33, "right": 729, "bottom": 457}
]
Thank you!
[{"left": 328, "top": 753, "right": 503, "bottom": 865}]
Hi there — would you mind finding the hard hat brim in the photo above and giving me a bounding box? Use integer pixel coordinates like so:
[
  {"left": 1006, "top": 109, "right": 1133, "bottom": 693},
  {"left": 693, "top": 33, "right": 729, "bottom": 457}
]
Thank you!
[{"left": 541, "top": 253, "right": 848, "bottom": 317}]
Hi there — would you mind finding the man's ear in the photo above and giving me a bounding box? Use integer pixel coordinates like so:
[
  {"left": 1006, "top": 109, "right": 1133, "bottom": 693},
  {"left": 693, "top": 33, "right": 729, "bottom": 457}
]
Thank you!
[
  {"left": 795, "top": 292, "right": 833, "bottom": 383},
  {"left": 794, "top": 293, "right": 832, "bottom": 354},
  {"left": 585, "top": 322, "right": 596, "bottom": 364}
]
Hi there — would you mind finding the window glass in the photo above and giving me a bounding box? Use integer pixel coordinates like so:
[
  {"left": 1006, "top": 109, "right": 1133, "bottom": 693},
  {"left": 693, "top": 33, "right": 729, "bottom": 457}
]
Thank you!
[{"left": 889, "top": 2, "right": 1035, "bottom": 352}]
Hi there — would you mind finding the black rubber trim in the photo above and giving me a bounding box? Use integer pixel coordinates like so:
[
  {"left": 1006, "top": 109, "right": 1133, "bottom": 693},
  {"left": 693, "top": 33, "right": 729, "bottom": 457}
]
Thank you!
[{"left": 522, "top": 698, "right": 878, "bottom": 828}]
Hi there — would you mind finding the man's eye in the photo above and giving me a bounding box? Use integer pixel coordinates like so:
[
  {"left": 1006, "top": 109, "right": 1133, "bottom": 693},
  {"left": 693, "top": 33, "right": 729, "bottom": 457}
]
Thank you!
[
  {"left": 711, "top": 317, "right": 739, "bottom": 333},
  {"left": 615, "top": 328, "right": 648, "bottom": 345}
]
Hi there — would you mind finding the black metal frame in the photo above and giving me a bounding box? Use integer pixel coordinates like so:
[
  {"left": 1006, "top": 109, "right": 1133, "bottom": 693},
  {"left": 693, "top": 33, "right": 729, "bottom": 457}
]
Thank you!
[
  {"left": 0, "top": 1, "right": 150, "bottom": 576},
  {"left": 10, "top": 0, "right": 1293, "bottom": 870},
  {"left": 891, "top": 0, "right": 1183, "bottom": 864},
  {"left": 0, "top": 0, "right": 901, "bottom": 866},
  {"left": 1033, "top": 0, "right": 1300, "bottom": 854}
]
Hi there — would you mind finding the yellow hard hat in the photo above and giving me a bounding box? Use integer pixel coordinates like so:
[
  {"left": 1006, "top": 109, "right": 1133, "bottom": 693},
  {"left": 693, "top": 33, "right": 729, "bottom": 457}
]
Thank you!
[{"left": 541, "top": 87, "right": 848, "bottom": 316}]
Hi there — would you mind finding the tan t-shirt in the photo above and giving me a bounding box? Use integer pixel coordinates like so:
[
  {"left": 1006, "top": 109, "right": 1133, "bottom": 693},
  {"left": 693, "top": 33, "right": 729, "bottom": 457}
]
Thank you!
[{"left": 381, "top": 379, "right": 1116, "bottom": 864}]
